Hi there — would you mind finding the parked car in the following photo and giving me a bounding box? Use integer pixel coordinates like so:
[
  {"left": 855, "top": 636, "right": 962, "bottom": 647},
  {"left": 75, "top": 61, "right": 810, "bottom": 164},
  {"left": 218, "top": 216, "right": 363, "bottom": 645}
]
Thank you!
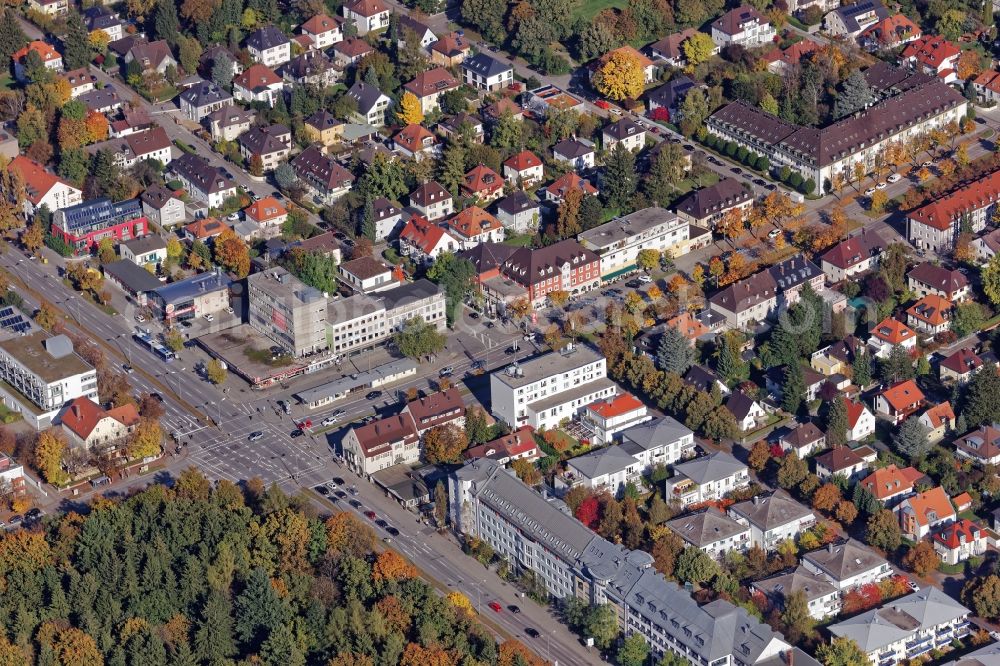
[
  {"left": 135, "top": 314, "right": 145, "bottom": 323},
  {"left": 314, "top": 485, "right": 330, "bottom": 496},
  {"left": 876, "top": 181, "right": 887, "bottom": 190},
  {"left": 386, "top": 526, "right": 400, "bottom": 537},
  {"left": 439, "top": 366, "right": 453, "bottom": 378},
  {"left": 364, "top": 510, "right": 377, "bottom": 520},
  {"left": 488, "top": 602, "right": 503, "bottom": 612},
  {"left": 864, "top": 187, "right": 876, "bottom": 196},
  {"left": 365, "top": 390, "right": 383, "bottom": 400},
  {"left": 248, "top": 431, "right": 264, "bottom": 441},
  {"left": 638, "top": 275, "right": 652, "bottom": 284},
  {"left": 349, "top": 499, "right": 362, "bottom": 509},
  {"left": 768, "top": 229, "right": 781, "bottom": 239},
  {"left": 332, "top": 477, "right": 345, "bottom": 486},
  {"left": 887, "top": 173, "right": 902, "bottom": 183},
  {"left": 290, "top": 429, "right": 305, "bottom": 438},
  {"left": 203, "top": 313, "right": 214, "bottom": 322},
  {"left": 525, "top": 628, "right": 540, "bottom": 639}
]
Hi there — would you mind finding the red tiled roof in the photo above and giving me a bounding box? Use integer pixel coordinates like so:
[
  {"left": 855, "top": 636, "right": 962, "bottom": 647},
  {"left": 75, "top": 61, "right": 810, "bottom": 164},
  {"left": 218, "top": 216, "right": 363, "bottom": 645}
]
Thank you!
[
  {"left": 464, "top": 426, "right": 538, "bottom": 462},
  {"left": 586, "top": 392, "right": 644, "bottom": 419},
  {"left": 184, "top": 217, "right": 227, "bottom": 239},
  {"left": 820, "top": 231, "right": 885, "bottom": 270},
  {"left": 244, "top": 196, "right": 287, "bottom": 223},
  {"left": 844, "top": 398, "right": 867, "bottom": 429},
  {"left": 546, "top": 172, "right": 598, "bottom": 198},
  {"left": 974, "top": 70, "right": 1000, "bottom": 94},
  {"left": 903, "top": 486, "right": 955, "bottom": 526},
  {"left": 940, "top": 347, "right": 982, "bottom": 375},
  {"left": 880, "top": 379, "right": 925, "bottom": 412},
  {"left": 394, "top": 124, "right": 436, "bottom": 153},
  {"left": 344, "top": 0, "right": 387, "bottom": 17},
  {"left": 400, "top": 215, "right": 449, "bottom": 254},
  {"left": 61, "top": 397, "right": 139, "bottom": 440},
  {"left": 952, "top": 492, "right": 973, "bottom": 510},
  {"left": 764, "top": 39, "right": 820, "bottom": 67},
  {"left": 406, "top": 387, "right": 465, "bottom": 429},
  {"left": 908, "top": 262, "right": 968, "bottom": 295},
  {"left": 908, "top": 170, "right": 1000, "bottom": 231},
  {"left": 12, "top": 40, "right": 60, "bottom": 64},
  {"left": 921, "top": 401, "right": 955, "bottom": 429},
  {"left": 351, "top": 413, "right": 418, "bottom": 457},
  {"left": 666, "top": 311, "right": 710, "bottom": 341},
  {"left": 462, "top": 164, "right": 502, "bottom": 196},
  {"left": 403, "top": 67, "right": 459, "bottom": 97},
  {"left": 503, "top": 150, "right": 542, "bottom": 172},
  {"left": 902, "top": 35, "right": 959, "bottom": 69},
  {"left": 861, "top": 464, "right": 924, "bottom": 500},
  {"left": 334, "top": 37, "right": 373, "bottom": 58},
  {"left": 955, "top": 423, "right": 1000, "bottom": 461},
  {"left": 446, "top": 206, "right": 501, "bottom": 239},
  {"left": 234, "top": 63, "right": 281, "bottom": 91},
  {"left": 8, "top": 156, "right": 73, "bottom": 205},
  {"left": 932, "top": 518, "right": 981, "bottom": 549},
  {"left": 871, "top": 317, "right": 915, "bottom": 345},
  {"left": 301, "top": 13, "right": 341, "bottom": 34},
  {"left": 431, "top": 32, "right": 470, "bottom": 57},
  {"left": 860, "top": 14, "right": 921, "bottom": 47},
  {"left": 906, "top": 293, "right": 952, "bottom": 326}
]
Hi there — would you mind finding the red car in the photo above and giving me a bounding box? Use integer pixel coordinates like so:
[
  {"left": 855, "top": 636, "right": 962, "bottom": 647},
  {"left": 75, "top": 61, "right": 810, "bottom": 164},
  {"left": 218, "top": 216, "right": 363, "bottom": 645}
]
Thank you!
[
  {"left": 594, "top": 100, "right": 610, "bottom": 110},
  {"left": 488, "top": 601, "right": 502, "bottom": 612},
  {"left": 364, "top": 511, "right": 376, "bottom": 520}
]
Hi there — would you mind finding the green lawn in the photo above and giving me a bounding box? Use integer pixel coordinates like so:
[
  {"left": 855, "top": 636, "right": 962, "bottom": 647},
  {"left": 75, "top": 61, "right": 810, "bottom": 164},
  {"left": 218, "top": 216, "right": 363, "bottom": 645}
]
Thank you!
[
  {"left": 504, "top": 232, "right": 536, "bottom": 248},
  {"left": 0, "top": 74, "right": 13, "bottom": 90},
  {"left": 575, "top": 0, "right": 627, "bottom": 21}
]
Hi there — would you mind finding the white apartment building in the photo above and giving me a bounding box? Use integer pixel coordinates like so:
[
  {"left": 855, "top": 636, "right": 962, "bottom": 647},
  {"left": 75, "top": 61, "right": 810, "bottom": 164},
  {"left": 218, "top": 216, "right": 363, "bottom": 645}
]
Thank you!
[
  {"left": 618, "top": 416, "right": 696, "bottom": 471},
  {"left": 579, "top": 207, "right": 708, "bottom": 279},
  {"left": 461, "top": 53, "right": 514, "bottom": 91},
  {"left": 711, "top": 5, "right": 776, "bottom": 48},
  {"left": 0, "top": 328, "right": 98, "bottom": 430},
  {"left": 377, "top": 279, "right": 447, "bottom": 332},
  {"left": 907, "top": 169, "right": 1000, "bottom": 253},
  {"left": 802, "top": 538, "right": 893, "bottom": 591},
  {"left": 829, "top": 588, "right": 971, "bottom": 666},
  {"left": 752, "top": 567, "right": 842, "bottom": 620},
  {"left": 247, "top": 268, "right": 329, "bottom": 357},
  {"left": 667, "top": 508, "right": 751, "bottom": 560},
  {"left": 326, "top": 294, "right": 386, "bottom": 356},
  {"left": 245, "top": 26, "right": 291, "bottom": 68},
  {"left": 489, "top": 344, "right": 616, "bottom": 431},
  {"left": 580, "top": 392, "right": 650, "bottom": 446},
  {"left": 562, "top": 445, "right": 640, "bottom": 496},
  {"left": 728, "top": 490, "right": 817, "bottom": 551},
  {"left": 343, "top": 413, "right": 419, "bottom": 476},
  {"left": 665, "top": 451, "right": 750, "bottom": 507}
]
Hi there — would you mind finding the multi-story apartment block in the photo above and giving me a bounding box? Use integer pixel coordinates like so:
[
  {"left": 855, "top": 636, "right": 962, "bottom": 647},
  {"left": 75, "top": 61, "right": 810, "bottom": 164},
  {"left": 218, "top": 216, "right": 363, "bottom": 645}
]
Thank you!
[
  {"left": 907, "top": 169, "right": 1000, "bottom": 251},
  {"left": 728, "top": 490, "right": 816, "bottom": 551},
  {"left": 618, "top": 416, "right": 696, "bottom": 471},
  {"left": 579, "top": 207, "right": 709, "bottom": 279},
  {"left": 665, "top": 451, "right": 750, "bottom": 507},
  {"left": 675, "top": 178, "right": 755, "bottom": 229},
  {"left": 562, "top": 445, "right": 641, "bottom": 496},
  {"left": 580, "top": 392, "right": 650, "bottom": 446},
  {"left": 711, "top": 5, "right": 776, "bottom": 47},
  {"left": 0, "top": 325, "right": 98, "bottom": 430},
  {"left": 290, "top": 145, "right": 355, "bottom": 204},
  {"left": 376, "top": 279, "right": 447, "bottom": 332},
  {"left": 247, "top": 268, "right": 329, "bottom": 357},
  {"left": 461, "top": 53, "right": 514, "bottom": 91},
  {"left": 449, "top": 458, "right": 795, "bottom": 666},
  {"left": 829, "top": 588, "right": 970, "bottom": 666},
  {"left": 708, "top": 270, "right": 779, "bottom": 330},
  {"left": 752, "top": 567, "right": 841, "bottom": 619},
  {"left": 325, "top": 294, "right": 386, "bottom": 356},
  {"left": 343, "top": 413, "right": 419, "bottom": 475},
  {"left": 499, "top": 239, "right": 601, "bottom": 306},
  {"left": 706, "top": 68, "right": 966, "bottom": 194},
  {"left": 667, "top": 507, "right": 751, "bottom": 560},
  {"left": 169, "top": 154, "right": 238, "bottom": 209},
  {"left": 489, "top": 344, "right": 615, "bottom": 431},
  {"left": 51, "top": 197, "right": 147, "bottom": 255},
  {"left": 401, "top": 387, "right": 465, "bottom": 437},
  {"left": 802, "top": 538, "right": 892, "bottom": 590}
]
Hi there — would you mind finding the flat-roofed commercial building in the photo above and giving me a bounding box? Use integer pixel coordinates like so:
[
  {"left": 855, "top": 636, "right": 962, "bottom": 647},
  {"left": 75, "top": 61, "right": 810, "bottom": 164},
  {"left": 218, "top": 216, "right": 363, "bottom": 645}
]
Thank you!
[{"left": 247, "top": 267, "right": 329, "bottom": 357}]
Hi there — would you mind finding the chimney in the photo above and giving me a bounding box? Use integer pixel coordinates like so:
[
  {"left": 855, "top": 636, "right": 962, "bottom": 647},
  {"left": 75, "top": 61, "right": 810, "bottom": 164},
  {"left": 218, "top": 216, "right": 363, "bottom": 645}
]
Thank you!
[{"left": 72, "top": 403, "right": 80, "bottom": 419}]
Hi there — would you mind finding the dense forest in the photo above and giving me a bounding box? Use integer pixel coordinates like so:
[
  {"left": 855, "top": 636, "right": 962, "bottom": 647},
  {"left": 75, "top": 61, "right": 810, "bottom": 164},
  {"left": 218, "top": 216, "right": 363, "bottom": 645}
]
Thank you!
[{"left": 0, "top": 469, "right": 542, "bottom": 666}]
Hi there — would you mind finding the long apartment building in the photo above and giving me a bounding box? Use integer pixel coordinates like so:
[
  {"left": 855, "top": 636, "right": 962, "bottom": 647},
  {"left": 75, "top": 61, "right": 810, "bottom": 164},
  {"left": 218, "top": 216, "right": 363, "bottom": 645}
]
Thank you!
[
  {"left": 489, "top": 343, "right": 615, "bottom": 431},
  {"left": 706, "top": 67, "right": 966, "bottom": 194},
  {"left": 0, "top": 320, "right": 98, "bottom": 429},
  {"left": 907, "top": 168, "right": 1000, "bottom": 253},
  {"left": 450, "top": 458, "right": 796, "bottom": 666}
]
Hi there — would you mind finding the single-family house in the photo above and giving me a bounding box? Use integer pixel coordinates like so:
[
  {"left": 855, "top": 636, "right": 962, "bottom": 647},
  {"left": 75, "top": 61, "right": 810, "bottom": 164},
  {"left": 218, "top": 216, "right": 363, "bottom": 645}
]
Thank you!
[
  {"left": 59, "top": 397, "right": 140, "bottom": 451},
  {"left": 874, "top": 379, "right": 925, "bottom": 425},
  {"left": 461, "top": 164, "right": 504, "bottom": 203},
  {"left": 403, "top": 67, "right": 459, "bottom": 115},
  {"left": 408, "top": 181, "right": 453, "bottom": 220},
  {"left": 502, "top": 150, "right": 544, "bottom": 186},
  {"left": 845, "top": 398, "right": 876, "bottom": 441},
  {"left": 907, "top": 263, "right": 970, "bottom": 302},
  {"left": 290, "top": 145, "right": 355, "bottom": 205},
  {"left": 814, "top": 445, "right": 877, "bottom": 481},
  {"left": 779, "top": 422, "right": 826, "bottom": 459},
  {"left": 896, "top": 486, "right": 955, "bottom": 539},
  {"left": 341, "top": 0, "right": 390, "bottom": 35},
  {"left": 461, "top": 53, "right": 513, "bottom": 91},
  {"left": 932, "top": 519, "right": 987, "bottom": 565},
  {"left": 860, "top": 464, "right": 926, "bottom": 505},
  {"left": 238, "top": 124, "right": 292, "bottom": 172},
  {"left": 124, "top": 40, "right": 176, "bottom": 74},
  {"left": 8, "top": 156, "right": 82, "bottom": 218},
  {"left": 179, "top": 80, "right": 233, "bottom": 122},
  {"left": 954, "top": 423, "right": 1000, "bottom": 466},
  {"left": 169, "top": 154, "right": 237, "bottom": 209},
  {"left": 918, "top": 402, "right": 955, "bottom": 444},
  {"left": 446, "top": 206, "right": 505, "bottom": 249},
  {"left": 233, "top": 64, "right": 284, "bottom": 106},
  {"left": 725, "top": 390, "right": 767, "bottom": 432},
  {"left": 394, "top": 124, "right": 438, "bottom": 160},
  {"left": 906, "top": 294, "right": 952, "bottom": 334},
  {"left": 711, "top": 5, "right": 776, "bottom": 48},
  {"left": 495, "top": 191, "right": 540, "bottom": 233},
  {"left": 399, "top": 215, "right": 459, "bottom": 263},
  {"left": 552, "top": 138, "right": 596, "bottom": 172},
  {"left": 602, "top": 118, "right": 646, "bottom": 152},
  {"left": 300, "top": 13, "right": 343, "bottom": 50},
  {"left": 802, "top": 538, "right": 892, "bottom": 590},
  {"left": 939, "top": 347, "right": 983, "bottom": 385},
  {"left": 346, "top": 81, "right": 391, "bottom": 127},
  {"left": 819, "top": 230, "right": 887, "bottom": 284},
  {"left": 140, "top": 184, "right": 185, "bottom": 229}
]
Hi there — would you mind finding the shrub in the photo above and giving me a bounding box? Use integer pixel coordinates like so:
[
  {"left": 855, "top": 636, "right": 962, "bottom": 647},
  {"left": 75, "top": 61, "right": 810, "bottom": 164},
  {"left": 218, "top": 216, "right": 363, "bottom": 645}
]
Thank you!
[
  {"left": 725, "top": 141, "right": 738, "bottom": 157},
  {"left": 736, "top": 146, "right": 749, "bottom": 163},
  {"left": 789, "top": 172, "right": 804, "bottom": 188},
  {"left": 802, "top": 178, "right": 816, "bottom": 195}
]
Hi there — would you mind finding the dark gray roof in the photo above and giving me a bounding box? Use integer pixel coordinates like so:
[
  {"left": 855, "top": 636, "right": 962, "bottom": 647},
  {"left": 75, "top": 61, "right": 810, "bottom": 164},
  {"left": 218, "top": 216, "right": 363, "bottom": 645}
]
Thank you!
[
  {"left": 552, "top": 138, "right": 594, "bottom": 159},
  {"left": 603, "top": 117, "right": 643, "bottom": 141},
  {"left": 620, "top": 416, "right": 692, "bottom": 453},
  {"left": 347, "top": 81, "right": 386, "bottom": 114},
  {"left": 753, "top": 566, "right": 838, "bottom": 603},
  {"left": 803, "top": 538, "right": 888, "bottom": 582},
  {"left": 140, "top": 183, "right": 179, "bottom": 210},
  {"left": 238, "top": 124, "right": 290, "bottom": 156},
  {"left": 207, "top": 104, "right": 255, "bottom": 129},
  {"left": 171, "top": 154, "right": 235, "bottom": 195},
  {"left": 84, "top": 6, "right": 120, "bottom": 31},
  {"left": 674, "top": 451, "right": 746, "bottom": 485},
  {"left": 943, "top": 641, "right": 1000, "bottom": 666},
  {"left": 725, "top": 390, "right": 757, "bottom": 421},
  {"left": 676, "top": 177, "right": 752, "bottom": 220},
  {"left": 768, "top": 254, "right": 822, "bottom": 292},
  {"left": 648, "top": 76, "right": 695, "bottom": 109},
  {"left": 78, "top": 86, "right": 122, "bottom": 112},
  {"left": 152, "top": 270, "right": 232, "bottom": 305},
  {"left": 179, "top": 80, "right": 232, "bottom": 108},
  {"left": 246, "top": 25, "right": 289, "bottom": 51},
  {"left": 121, "top": 234, "right": 167, "bottom": 255},
  {"left": 495, "top": 191, "right": 539, "bottom": 216},
  {"left": 462, "top": 53, "right": 511, "bottom": 78},
  {"left": 729, "top": 490, "right": 814, "bottom": 531},
  {"left": 831, "top": 0, "right": 889, "bottom": 33},
  {"left": 566, "top": 445, "right": 637, "bottom": 479},
  {"left": 103, "top": 259, "right": 163, "bottom": 293},
  {"left": 667, "top": 507, "right": 748, "bottom": 547},
  {"left": 684, "top": 364, "right": 722, "bottom": 393},
  {"left": 829, "top": 587, "right": 969, "bottom": 652},
  {"left": 376, "top": 278, "right": 441, "bottom": 311}
]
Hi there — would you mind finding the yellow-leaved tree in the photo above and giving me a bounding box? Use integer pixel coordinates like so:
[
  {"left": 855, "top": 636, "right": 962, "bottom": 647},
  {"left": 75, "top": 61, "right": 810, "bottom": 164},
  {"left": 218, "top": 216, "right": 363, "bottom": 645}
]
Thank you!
[
  {"left": 34, "top": 429, "right": 68, "bottom": 485},
  {"left": 397, "top": 91, "right": 424, "bottom": 126},
  {"left": 593, "top": 50, "right": 644, "bottom": 101},
  {"left": 126, "top": 418, "right": 162, "bottom": 460}
]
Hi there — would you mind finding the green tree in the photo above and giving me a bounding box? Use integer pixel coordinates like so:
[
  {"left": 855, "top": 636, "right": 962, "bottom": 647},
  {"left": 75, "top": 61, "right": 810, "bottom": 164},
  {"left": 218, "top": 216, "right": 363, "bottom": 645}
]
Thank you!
[
  {"left": 164, "top": 328, "right": 184, "bottom": 352},
  {"left": 781, "top": 590, "right": 816, "bottom": 642},
  {"left": 716, "top": 332, "right": 749, "bottom": 384},
  {"left": 585, "top": 605, "right": 619, "bottom": 649},
  {"left": 193, "top": 592, "right": 237, "bottom": 663},
  {"left": 952, "top": 302, "right": 986, "bottom": 337},
  {"left": 965, "top": 575, "right": 1000, "bottom": 620},
  {"left": 234, "top": 568, "right": 288, "bottom": 649},
  {"left": 865, "top": 509, "right": 902, "bottom": 553},
  {"left": 681, "top": 32, "right": 715, "bottom": 68},
  {"left": 464, "top": 406, "right": 490, "bottom": 444},
  {"left": 393, "top": 317, "right": 447, "bottom": 359},
  {"left": 490, "top": 110, "right": 522, "bottom": 154},
  {"left": 154, "top": 0, "right": 181, "bottom": 45},
  {"left": 965, "top": 363, "right": 1000, "bottom": 427},
  {"left": 833, "top": 69, "right": 874, "bottom": 120},
  {"left": 678, "top": 88, "right": 709, "bottom": 136},
  {"left": 205, "top": 359, "right": 227, "bottom": 385},
  {"left": 983, "top": 254, "right": 1000, "bottom": 306},
  {"left": 879, "top": 345, "right": 914, "bottom": 383},
  {"left": 645, "top": 142, "right": 686, "bottom": 206},
  {"left": 258, "top": 624, "right": 304, "bottom": 666},
  {"left": 777, "top": 452, "right": 808, "bottom": 489},
  {"left": 63, "top": 12, "right": 92, "bottom": 70},
  {"left": 603, "top": 143, "right": 637, "bottom": 213},
  {"left": 825, "top": 398, "right": 848, "bottom": 448},
  {"left": 617, "top": 633, "right": 650, "bottom": 666},
  {"left": 656, "top": 326, "right": 695, "bottom": 375},
  {"left": 425, "top": 253, "right": 476, "bottom": 326},
  {"left": 675, "top": 547, "right": 719, "bottom": 584},
  {"left": 816, "top": 637, "right": 871, "bottom": 666},
  {"left": 852, "top": 351, "right": 873, "bottom": 388},
  {"left": 781, "top": 363, "right": 806, "bottom": 414},
  {"left": 660, "top": 653, "right": 692, "bottom": 666},
  {"left": 893, "top": 417, "right": 930, "bottom": 459},
  {"left": 0, "top": 10, "right": 28, "bottom": 64},
  {"left": 359, "top": 196, "right": 375, "bottom": 241}
]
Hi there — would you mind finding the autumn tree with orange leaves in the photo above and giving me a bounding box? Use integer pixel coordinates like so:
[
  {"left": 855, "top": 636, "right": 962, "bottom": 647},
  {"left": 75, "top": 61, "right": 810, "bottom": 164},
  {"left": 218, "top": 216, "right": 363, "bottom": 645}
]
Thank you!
[
  {"left": 399, "top": 643, "right": 457, "bottom": 666},
  {"left": 499, "top": 639, "right": 547, "bottom": 666},
  {"left": 372, "top": 550, "right": 418, "bottom": 585}
]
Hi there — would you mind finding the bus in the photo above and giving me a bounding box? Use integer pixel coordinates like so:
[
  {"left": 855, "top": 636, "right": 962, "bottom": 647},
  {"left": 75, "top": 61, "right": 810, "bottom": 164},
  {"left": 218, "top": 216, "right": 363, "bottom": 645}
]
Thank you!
[{"left": 133, "top": 328, "right": 175, "bottom": 362}]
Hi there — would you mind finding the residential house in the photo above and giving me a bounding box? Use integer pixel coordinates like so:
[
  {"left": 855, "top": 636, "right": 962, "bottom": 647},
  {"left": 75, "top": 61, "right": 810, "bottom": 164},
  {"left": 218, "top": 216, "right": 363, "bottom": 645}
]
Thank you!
[
  {"left": 907, "top": 172, "right": 1000, "bottom": 253},
  {"left": 581, "top": 392, "right": 650, "bottom": 446},
  {"left": 824, "top": 0, "right": 889, "bottom": 38},
  {"left": 397, "top": 14, "right": 436, "bottom": 48},
  {"left": 675, "top": 178, "right": 753, "bottom": 229},
  {"left": 779, "top": 422, "right": 826, "bottom": 458},
  {"left": 207, "top": 105, "right": 255, "bottom": 142},
  {"left": 867, "top": 317, "right": 916, "bottom": 358},
  {"left": 802, "top": 538, "right": 893, "bottom": 590},
  {"left": 819, "top": 230, "right": 886, "bottom": 283},
  {"left": 907, "top": 263, "right": 970, "bottom": 302},
  {"left": 463, "top": 427, "right": 539, "bottom": 465},
  {"left": 103, "top": 126, "right": 172, "bottom": 169},
  {"left": 896, "top": 486, "right": 956, "bottom": 540},
  {"left": 462, "top": 53, "right": 513, "bottom": 91},
  {"left": 371, "top": 197, "right": 403, "bottom": 239},
  {"left": 726, "top": 391, "right": 767, "bottom": 432},
  {"left": 107, "top": 106, "right": 154, "bottom": 138},
  {"left": 763, "top": 40, "right": 821, "bottom": 74},
  {"left": 339, "top": 256, "right": 396, "bottom": 294},
  {"left": 300, "top": 13, "right": 343, "bottom": 50},
  {"left": 61, "top": 67, "right": 97, "bottom": 98},
  {"left": 766, "top": 365, "right": 828, "bottom": 405},
  {"left": 524, "top": 85, "right": 585, "bottom": 117},
  {"left": 403, "top": 68, "right": 459, "bottom": 115},
  {"left": 972, "top": 226, "right": 1000, "bottom": 261},
  {"left": 281, "top": 50, "right": 337, "bottom": 87},
  {"left": 199, "top": 45, "right": 243, "bottom": 78},
  {"left": 972, "top": 70, "right": 1000, "bottom": 104},
  {"left": 939, "top": 347, "right": 983, "bottom": 384},
  {"left": 649, "top": 29, "right": 701, "bottom": 67},
  {"left": 711, "top": 5, "right": 776, "bottom": 48},
  {"left": 845, "top": 398, "right": 877, "bottom": 441},
  {"left": 343, "top": 413, "right": 419, "bottom": 476},
  {"left": 7, "top": 156, "right": 82, "bottom": 217},
  {"left": 401, "top": 387, "right": 465, "bottom": 436},
  {"left": 932, "top": 519, "right": 988, "bottom": 565},
  {"left": 901, "top": 35, "right": 960, "bottom": 83},
  {"left": 246, "top": 25, "right": 291, "bottom": 67},
  {"left": 239, "top": 124, "right": 291, "bottom": 172},
  {"left": 619, "top": 416, "right": 696, "bottom": 470},
  {"left": 393, "top": 124, "right": 438, "bottom": 160},
  {"left": 28, "top": 0, "right": 68, "bottom": 16},
  {"left": 906, "top": 294, "right": 952, "bottom": 334},
  {"left": 408, "top": 181, "right": 453, "bottom": 220},
  {"left": 552, "top": 138, "right": 596, "bottom": 172},
  {"left": 437, "top": 112, "right": 484, "bottom": 143},
  {"left": 708, "top": 270, "right": 778, "bottom": 330},
  {"left": 51, "top": 197, "right": 147, "bottom": 254},
  {"left": 828, "top": 588, "right": 971, "bottom": 666},
  {"left": 244, "top": 196, "right": 287, "bottom": 238},
  {"left": 446, "top": 206, "right": 505, "bottom": 249},
  {"left": 563, "top": 445, "right": 642, "bottom": 496},
  {"left": 84, "top": 6, "right": 123, "bottom": 42},
  {"left": 124, "top": 40, "right": 176, "bottom": 74},
  {"left": 461, "top": 164, "right": 504, "bottom": 203},
  {"left": 874, "top": 380, "right": 925, "bottom": 425},
  {"left": 768, "top": 254, "right": 824, "bottom": 308},
  {"left": 752, "top": 567, "right": 841, "bottom": 620},
  {"left": 290, "top": 145, "right": 355, "bottom": 205},
  {"left": 954, "top": 423, "right": 1000, "bottom": 466},
  {"left": 602, "top": 118, "right": 646, "bottom": 152},
  {"left": 684, "top": 365, "right": 730, "bottom": 396},
  {"left": 729, "top": 490, "right": 816, "bottom": 551},
  {"left": 488, "top": 343, "right": 615, "bottom": 430},
  {"left": 495, "top": 191, "right": 540, "bottom": 234},
  {"left": 667, "top": 508, "right": 751, "bottom": 560},
  {"left": 545, "top": 173, "right": 598, "bottom": 203},
  {"left": 332, "top": 37, "right": 373, "bottom": 65},
  {"left": 596, "top": 46, "right": 656, "bottom": 84},
  {"left": 814, "top": 444, "right": 877, "bottom": 481},
  {"left": 12, "top": 40, "right": 62, "bottom": 82},
  {"left": 810, "top": 337, "right": 863, "bottom": 377},
  {"left": 169, "top": 154, "right": 237, "bottom": 209},
  {"left": 232, "top": 64, "right": 284, "bottom": 106},
  {"left": 178, "top": 80, "right": 233, "bottom": 122},
  {"left": 303, "top": 110, "right": 345, "bottom": 150},
  {"left": 918, "top": 402, "right": 955, "bottom": 444},
  {"left": 430, "top": 32, "right": 471, "bottom": 67},
  {"left": 860, "top": 464, "right": 926, "bottom": 505},
  {"left": 120, "top": 234, "right": 167, "bottom": 267},
  {"left": 502, "top": 150, "right": 544, "bottom": 186},
  {"left": 78, "top": 86, "right": 123, "bottom": 114},
  {"left": 341, "top": 0, "right": 390, "bottom": 35},
  {"left": 398, "top": 215, "right": 459, "bottom": 263},
  {"left": 647, "top": 76, "right": 695, "bottom": 118},
  {"left": 347, "top": 81, "right": 391, "bottom": 126},
  {"left": 665, "top": 451, "right": 750, "bottom": 508},
  {"left": 859, "top": 13, "right": 921, "bottom": 50},
  {"left": 59, "top": 397, "right": 140, "bottom": 451},
  {"left": 140, "top": 184, "right": 185, "bottom": 228}
]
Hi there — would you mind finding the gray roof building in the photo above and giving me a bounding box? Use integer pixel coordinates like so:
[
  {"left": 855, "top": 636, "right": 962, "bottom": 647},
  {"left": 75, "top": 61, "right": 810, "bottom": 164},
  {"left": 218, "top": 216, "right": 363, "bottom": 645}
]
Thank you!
[
  {"left": 673, "top": 451, "right": 746, "bottom": 485},
  {"left": 102, "top": 259, "right": 162, "bottom": 294},
  {"left": 552, "top": 138, "right": 595, "bottom": 160},
  {"left": 496, "top": 191, "right": 539, "bottom": 216},
  {"left": 752, "top": 566, "right": 838, "bottom": 605},
  {"left": 246, "top": 25, "right": 290, "bottom": 51},
  {"left": 152, "top": 270, "right": 232, "bottom": 306},
  {"left": 491, "top": 344, "right": 604, "bottom": 390},
  {"left": 829, "top": 0, "right": 889, "bottom": 34},
  {"left": 648, "top": 76, "right": 695, "bottom": 110},
  {"left": 376, "top": 279, "right": 441, "bottom": 311},
  {"left": 347, "top": 81, "right": 387, "bottom": 115},
  {"left": 179, "top": 80, "right": 232, "bottom": 109},
  {"left": 620, "top": 416, "right": 692, "bottom": 456},
  {"left": 579, "top": 207, "right": 680, "bottom": 252},
  {"left": 802, "top": 538, "right": 888, "bottom": 583},
  {"left": 943, "top": 641, "right": 1000, "bottom": 666},
  {"left": 676, "top": 177, "right": 752, "bottom": 221},
  {"left": 729, "top": 490, "right": 814, "bottom": 532},
  {"left": 768, "top": 254, "right": 823, "bottom": 293},
  {"left": 667, "top": 507, "right": 749, "bottom": 548},
  {"left": 462, "top": 53, "right": 511, "bottom": 78},
  {"left": 121, "top": 234, "right": 166, "bottom": 257},
  {"left": 566, "top": 445, "right": 637, "bottom": 480}
]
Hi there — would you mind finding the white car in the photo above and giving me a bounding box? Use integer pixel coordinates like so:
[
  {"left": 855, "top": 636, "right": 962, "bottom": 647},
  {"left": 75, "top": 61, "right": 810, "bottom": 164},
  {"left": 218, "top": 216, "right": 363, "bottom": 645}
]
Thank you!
[
  {"left": 768, "top": 229, "right": 781, "bottom": 239},
  {"left": 864, "top": 187, "right": 876, "bottom": 196},
  {"left": 204, "top": 313, "right": 214, "bottom": 322},
  {"left": 321, "top": 415, "right": 339, "bottom": 427},
  {"left": 135, "top": 314, "right": 146, "bottom": 323},
  {"left": 887, "top": 173, "right": 901, "bottom": 183},
  {"left": 227, "top": 212, "right": 240, "bottom": 221},
  {"left": 921, "top": 161, "right": 933, "bottom": 168},
  {"left": 876, "top": 182, "right": 887, "bottom": 190},
  {"left": 638, "top": 275, "right": 652, "bottom": 284},
  {"left": 225, "top": 307, "right": 234, "bottom": 314}
]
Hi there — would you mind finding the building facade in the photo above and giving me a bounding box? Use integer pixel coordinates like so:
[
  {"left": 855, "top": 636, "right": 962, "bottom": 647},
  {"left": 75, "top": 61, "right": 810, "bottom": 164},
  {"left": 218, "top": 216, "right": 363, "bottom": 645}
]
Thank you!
[{"left": 247, "top": 268, "right": 329, "bottom": 356}]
